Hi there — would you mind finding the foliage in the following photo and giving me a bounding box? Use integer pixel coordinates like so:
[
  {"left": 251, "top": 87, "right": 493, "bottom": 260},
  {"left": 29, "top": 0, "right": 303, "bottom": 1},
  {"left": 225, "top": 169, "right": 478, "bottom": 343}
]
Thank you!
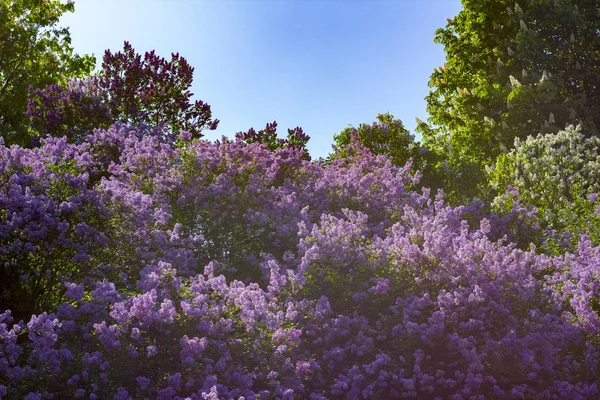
[
  {"left": 25, "top": 77, "right": 112, "bottom": 144},
  {"left": 331, "top": 113, "right": 444, "bottom": 192},
  {"left": 333, "top": 113, "right": 416, "bottom": 167},
  {"left": 0, "top": 0, "right": 95, "bottom": 146},
  {"left": 422, "top": 0, "right": 600, "bottom": 200},
  {"left": 489, "top": 125, "right": 600, "bottom": 253},
  {"left": 1, "top": 129, "right": 600, "bottom": 398},
  {"left": 26, "top": 41, "right": 219, "bottom": 144},
  {"left": 98, "top": 41, "right": 219, "bottom": 138}
]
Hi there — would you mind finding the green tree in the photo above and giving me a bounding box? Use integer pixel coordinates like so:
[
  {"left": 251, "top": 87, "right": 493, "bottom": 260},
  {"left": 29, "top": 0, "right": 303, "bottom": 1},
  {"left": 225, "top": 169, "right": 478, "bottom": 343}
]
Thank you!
[
  {"left": 333, "top": 113, "right": 415, "bottom": 166},
  {"left": 332, "top": 113, "right": 443, "bottom": 190},
  {"left": 0, "top": 0, "right": 95, "bottom": 146},
  {"left": 422, "top": 0, "right": 600, "bottom": 200}
]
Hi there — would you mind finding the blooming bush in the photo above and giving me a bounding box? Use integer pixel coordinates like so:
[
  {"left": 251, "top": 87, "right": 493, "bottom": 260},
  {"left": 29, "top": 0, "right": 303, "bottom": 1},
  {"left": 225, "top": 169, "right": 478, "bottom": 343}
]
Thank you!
[
  {"left": 25, "top": 41, "right": 219, "bottom": 145},
  {"left": 1, "top": 127, "right": 600, "bottom": 398},
  {"left": 488, "top": 125, "right": 600, "bottom": 253},
  {"left": 235, "top": 121, "right": 311, "bottom": 159},
  {"left": 25, "top": 77, "right": 113, "bottom": 144}
]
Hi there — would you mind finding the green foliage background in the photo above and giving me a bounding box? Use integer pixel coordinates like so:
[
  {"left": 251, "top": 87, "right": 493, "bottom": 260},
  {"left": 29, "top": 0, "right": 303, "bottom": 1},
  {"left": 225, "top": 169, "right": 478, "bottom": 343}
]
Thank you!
[{"left": 420, "top": 0, "right": 600, "bottom": 201}]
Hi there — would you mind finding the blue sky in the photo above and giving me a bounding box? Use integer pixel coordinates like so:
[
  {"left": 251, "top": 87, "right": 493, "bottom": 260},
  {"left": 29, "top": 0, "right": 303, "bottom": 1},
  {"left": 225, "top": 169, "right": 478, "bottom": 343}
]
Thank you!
[{"left": 61, "top": 0, "right": 463, "bottom": 159}]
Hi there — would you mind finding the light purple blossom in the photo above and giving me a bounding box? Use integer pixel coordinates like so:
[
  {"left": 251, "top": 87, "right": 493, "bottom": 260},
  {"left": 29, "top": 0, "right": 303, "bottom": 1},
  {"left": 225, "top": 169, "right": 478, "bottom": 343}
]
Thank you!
[{"left": 1, "top": 127, "right": 599, "bottom": 399}]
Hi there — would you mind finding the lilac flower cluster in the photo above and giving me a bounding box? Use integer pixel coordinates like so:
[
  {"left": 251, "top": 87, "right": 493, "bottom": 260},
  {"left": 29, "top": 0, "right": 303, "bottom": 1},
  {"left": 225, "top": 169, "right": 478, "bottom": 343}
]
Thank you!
[
  {"left": 26, "top": 77, "right": 113, "bottom": 144},
  {"left": 1, "top": 127, "right": 599, "bottom": 398},
  {"left": 25, "top": 41, "right": 219, "bottom": 145},
  {"left": 235, "top": 121, "right": 310, "bottom": 159}
]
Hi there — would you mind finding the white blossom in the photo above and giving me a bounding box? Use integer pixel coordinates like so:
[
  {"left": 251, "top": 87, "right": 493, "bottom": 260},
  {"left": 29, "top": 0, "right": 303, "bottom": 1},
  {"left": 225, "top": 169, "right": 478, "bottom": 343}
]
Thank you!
[
  {"left": 490, "top": 125, "right": 600, "bottom": 229},
  {"left": 509, "top": 75, "right": 521, "bottom": 88},
  {"left": 520, "top": 20, "right": 528, "bottom": 32},
  {"left": 515, "top": 2, "right": 523, "bottom": 14}
]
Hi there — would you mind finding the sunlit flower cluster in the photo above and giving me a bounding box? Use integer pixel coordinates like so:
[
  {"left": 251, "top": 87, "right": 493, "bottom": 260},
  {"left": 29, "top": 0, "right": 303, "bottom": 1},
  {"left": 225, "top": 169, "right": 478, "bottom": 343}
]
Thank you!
[{"left": 1, "top": 126, "right": 599, "bottom": 398}]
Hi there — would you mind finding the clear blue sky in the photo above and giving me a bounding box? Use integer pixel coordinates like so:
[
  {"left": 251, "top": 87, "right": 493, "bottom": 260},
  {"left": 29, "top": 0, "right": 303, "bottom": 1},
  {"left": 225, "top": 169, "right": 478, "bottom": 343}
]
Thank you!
[{"left": 61, "top": 0, "right": 463, "bottom": 159}]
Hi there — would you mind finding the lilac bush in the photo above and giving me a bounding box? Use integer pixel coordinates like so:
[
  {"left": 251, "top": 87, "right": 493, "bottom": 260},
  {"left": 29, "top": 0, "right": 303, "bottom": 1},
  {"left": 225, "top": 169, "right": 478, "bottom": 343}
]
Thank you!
[
  {"left": 0, "top": 135, "right": 114, "bottom": 319},
  {"left": 235, "top": 121, "right": 311, "bottom": 159},
  {"left": 25, "top": 41, "right": 219, "bottom": 145},
  {"left": 1, "top": 127, "right": 600, "bottom": 398},
  {"left": 26, "top": 77, "right": 113, "bottom": 144}
]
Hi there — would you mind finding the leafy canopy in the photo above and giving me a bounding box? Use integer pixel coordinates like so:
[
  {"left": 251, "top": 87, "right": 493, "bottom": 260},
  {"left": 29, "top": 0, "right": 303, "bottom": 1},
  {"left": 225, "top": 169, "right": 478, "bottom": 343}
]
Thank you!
[
  {"left": 0, "top": 0, "right": 95, "bottom": 146},
  {"left": 333, "top": 113, "right": 416, "bottom": 167},
  {"left": 422, "top": 0, "right": 600, "bottom": 199},
  {"left": 331, "top": 113, "right": 445, "bottom": 192}
]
